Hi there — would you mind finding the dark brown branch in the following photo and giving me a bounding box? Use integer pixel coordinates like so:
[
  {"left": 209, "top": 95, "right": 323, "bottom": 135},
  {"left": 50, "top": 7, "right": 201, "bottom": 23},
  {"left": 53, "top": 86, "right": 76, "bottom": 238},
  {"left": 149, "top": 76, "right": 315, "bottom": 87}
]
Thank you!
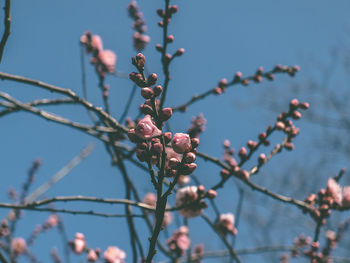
[
  {"left": 0, "top": 0, "right": 11, "bottom": 63},
  {"left": 0, "top": 71, "right": 128, "bottom": 133}
]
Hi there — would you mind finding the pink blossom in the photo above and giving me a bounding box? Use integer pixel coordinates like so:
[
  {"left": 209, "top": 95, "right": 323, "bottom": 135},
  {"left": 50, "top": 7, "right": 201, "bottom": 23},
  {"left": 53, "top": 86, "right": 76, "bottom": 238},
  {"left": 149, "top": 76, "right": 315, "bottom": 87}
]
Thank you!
[
  {"left": 215, "top": 213, "right": 237, "bottom": 236},
  {"left": 71, "top": 232, "right": 86, "bottom": 254},
  {"left": 46, "top": 214, "right": 59, "bottom": 228},
  {"left": 91, "top": 35, "right": 103, "bottom": 52},
  {"left": 103, "top": 246, "right": 126, "bottom": 263},
  {"left": 11, "top": 237, "right": 27, "bottom": 255},
  {"left": 175, "top": 186, "right": 202, "bottom": 218},
  {"left": 135, "top": 115, "right": 161, "bottom": 140},
  {"left": 172, "top": 133, "right": 191, "bottom": 153},
  {"left": 98, "top": 50, "right": 117, "bottom": 73},
  {"left": 327, "top": 178, "right": 342, "bottom": 205},
  {"left": 167, "top": 226, "right": 190, "bottom": 256},
  {"left": 342, "top": 186, "right": 350, "bottom": 208}
]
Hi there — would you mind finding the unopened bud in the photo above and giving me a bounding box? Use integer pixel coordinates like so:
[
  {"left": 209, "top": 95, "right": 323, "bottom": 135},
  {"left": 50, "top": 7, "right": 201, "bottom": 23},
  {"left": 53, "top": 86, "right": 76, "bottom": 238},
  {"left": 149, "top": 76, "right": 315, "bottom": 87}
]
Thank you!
[
  {"left": 160, "top": 108, "right": 173, "bottom": 122},
  {"left": 153, "top": 85, "right": 163, "bottom": 97},
  {"left": 184, "top": 152, "right": 196, "bottom": 163},
  {"left": 141, "top": 87, "right": 154, "bottom": 99}
]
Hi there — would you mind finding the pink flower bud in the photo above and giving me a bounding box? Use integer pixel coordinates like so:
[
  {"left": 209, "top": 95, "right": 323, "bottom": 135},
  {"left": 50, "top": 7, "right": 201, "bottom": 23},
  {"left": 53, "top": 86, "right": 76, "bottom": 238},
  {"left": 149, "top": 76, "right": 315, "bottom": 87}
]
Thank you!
[
  {"left": 184, "top": 152, "right": 196, "bottom": 163},
  {"left": 175, "top": 48, "right": 185, "bottom": 56},
  {"left": 275, "top": 121, "right": 285, "bottom": 130},
  {"left": 299, "top": 102, "right": 310, "bottom": 110},
  {"left": 135, "top": 115, "right": 161, "bottom": 140},
  {"left": 98, "top": 50, "right": 116, "bottom": 73},
  {"left": 292, "top": 111, "right": 302, "bottom": 119},
  {"left": 234, "top": 71, "right": 242, "bottom": 82},
  {"left": 284, "top": 142, "right": 294, "bottom": 151},
  {"left": 156, "top": 9, "right": 165, "bottom": 17},
  {"left": 160, "top": 107, "right": 173, "bottom": 122},
  {"left": 290, "top": 99, "right": 299, "bottom": 109},
  {"left": 169, "top": 5, "right": 178, "bottom": 14},
  {"left": 147, "top": 73, "right": 158, "bottom": 86},
  {"left": 207, "top": 189, "right": 217, "bottom": 199},
  {"left": 11, "top": 237, "right": 27, "bottom": 255},
  {"left": 172, "top": 133, "right": 191, "bottom": 153},
  {"left": 191, "top": 138, "right": 200, "bottom": 148},
  {"left": 135, "top": 53, "right": 146, "bottom": 69},
  {"left": 141, "top": 87, "right": 154, "bottom": 99},
  {"left": 140, "top": 104, "right": 154, "bottom": 115},
  {"left": 71, "top": 233, "right": 86, "bottom": 254},
  {"left": 167, "top": 35, "right": 174, "bottom": 43},
  {"left": 168, "top": 158, "right": 180, "bottom": 169},
  {"left": 153, "top": 85, "right": 163, "bottom": 96},
  {"left": 163, "top": 132, "right": 172, "bottom": 143},
  {"left": 155, "top": 43, "right": 163, "bottom": 52},
  {"left": 152, "top": 142, "right": 163, "bottom": 153},
  {"left": 182, "top": 163, "right": 197, "bottom": 175}
]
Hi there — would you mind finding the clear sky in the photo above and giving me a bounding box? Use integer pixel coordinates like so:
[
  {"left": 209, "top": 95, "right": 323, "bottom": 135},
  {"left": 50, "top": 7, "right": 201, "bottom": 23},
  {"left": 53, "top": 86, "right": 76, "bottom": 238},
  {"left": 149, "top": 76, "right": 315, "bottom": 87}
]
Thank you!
[{"left": 1, "top": 0, "right": 350, "bottom": 262}]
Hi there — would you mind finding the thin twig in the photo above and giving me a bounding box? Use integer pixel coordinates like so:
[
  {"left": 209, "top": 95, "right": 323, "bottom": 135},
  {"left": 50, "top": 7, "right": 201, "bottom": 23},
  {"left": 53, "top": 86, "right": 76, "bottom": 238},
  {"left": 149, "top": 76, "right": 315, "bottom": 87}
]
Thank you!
[{"left": 0, "top": 0, "right": 11, "bottom": 63}]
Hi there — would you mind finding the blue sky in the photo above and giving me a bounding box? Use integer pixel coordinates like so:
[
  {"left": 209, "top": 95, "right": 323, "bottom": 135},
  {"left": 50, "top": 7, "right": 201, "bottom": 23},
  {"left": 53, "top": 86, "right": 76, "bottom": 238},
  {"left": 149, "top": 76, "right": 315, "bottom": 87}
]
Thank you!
[{"left": 1, "top": 0, "right": 350, "bottom": 262}]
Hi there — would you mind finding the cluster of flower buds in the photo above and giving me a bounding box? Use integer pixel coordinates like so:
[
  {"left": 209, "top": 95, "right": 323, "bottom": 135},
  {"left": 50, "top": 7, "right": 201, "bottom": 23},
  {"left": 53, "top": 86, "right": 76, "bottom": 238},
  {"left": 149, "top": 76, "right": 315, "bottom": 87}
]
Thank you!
[
  {"left": 27, "top": 214, "right": 59, "bottom": 245},
  {"left": 175, "top": 185, "right": 216, "bottom": 218},
  {"left": 213, "top": 64, "right": 300, "bottom": 96},
  {"left": 80, "top": 31, "right": 117, "bottom": 78},
  {"left": 187, "top": 113, "right": 207, "bottom": 138},
  {"left": 291, "top": 234, "right": 312, "bottom": 257},
  {"left": 273, "top": 64, "right": 300, "bottom": 77},
  {"left": 155, "top": 4, "right": 185, "bottom": 61},
  {"left": 213, "top": 78, "right": 228, "bottom": 95},
  {"left": 214, "top": 213, "right": 238, "bottom": 236},
  {"left": 220, "top": 140, "right": 250, "bottom": 181},
  {"left": 127, "top": 1, "right": 150, "bottom": 51},
  {"left": 167, "top": 226, "right": 190, "bottom": 256},
  {"left": 303, "top": 242, "right": 325, "bottom": 263},
  {"left": 68, "top": 233, "right": 125, "bottom": 262},
  {"left": 274, "top": 98, "right": 309, "bottom": 151},
  {"left": 304, "top": 177, "right": 350, "bottom": 224},
  {"left": 143, "top": 192, "right": 173, "bottom": 227}
]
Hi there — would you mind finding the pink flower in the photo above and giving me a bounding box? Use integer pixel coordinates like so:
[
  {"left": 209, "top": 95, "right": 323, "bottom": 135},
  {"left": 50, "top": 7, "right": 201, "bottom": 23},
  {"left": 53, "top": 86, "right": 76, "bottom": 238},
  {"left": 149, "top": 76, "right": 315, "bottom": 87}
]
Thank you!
[
  {"left": 167, "top": 226, "right": 190, "bottom": 256},
  {"left": 172, "top": 133, "right": 191, "bottom": 153},
  {"left": 98, "top": 50, "right": 117, "bottom": 73},
  {"left": 135, "top": 115, "right": 161, "bottom": 140},
  {"left": 11, "top": 237, "right": 27, "bottom": 255},
  {"left": 71, "top": 233, "right": 86, "bottom": 254},
  {"left": 215, "top": 213, "right": 237, "bottom": 236},
  {"left": 342, "top": 186, "right": 350, "bottom": 208},
  {"left": 327, "top": 178, "right": 342, "bottom": 205},
  {"left": 46, "top": 214, "right": 59, "bottom": 228},
  {"left": 175, "top": 186, "right": 202, "bottom": 218},
  {"left": 103, "top": 246, "right": 126, "bottom": 263},
  {"left": 91, "top": 35, "right": 103, "bottom": 52}
]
